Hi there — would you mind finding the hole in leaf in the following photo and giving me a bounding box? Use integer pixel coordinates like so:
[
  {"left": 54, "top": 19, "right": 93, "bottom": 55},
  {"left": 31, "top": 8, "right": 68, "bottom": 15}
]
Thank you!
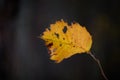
[
  {"left": 54, "top": 33, "right": 59, "bottom": 38},
  {"left": 60, "top": 44, "right": 62, "bottom": 46},
  {"left": 63, "top": 26, "right": 67, "bottom": 33},
  {"left": 46, "top": 43, "right": 53, "bottom": 48}
]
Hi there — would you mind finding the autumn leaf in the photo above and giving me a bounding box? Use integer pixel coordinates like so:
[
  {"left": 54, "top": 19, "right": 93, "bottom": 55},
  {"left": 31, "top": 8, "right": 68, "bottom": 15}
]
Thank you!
[
  {"left": 40, "top": 20, "right": 92, "bottom": 63},
  {"left": 39, "top": 20, "right": 108, "bottom": 80}
]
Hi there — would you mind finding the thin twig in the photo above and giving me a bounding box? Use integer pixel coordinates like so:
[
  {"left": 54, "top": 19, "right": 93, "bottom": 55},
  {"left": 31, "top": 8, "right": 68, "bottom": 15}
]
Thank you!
[{"left": 88, "top": 51, "right": 108, "bottom": 80}]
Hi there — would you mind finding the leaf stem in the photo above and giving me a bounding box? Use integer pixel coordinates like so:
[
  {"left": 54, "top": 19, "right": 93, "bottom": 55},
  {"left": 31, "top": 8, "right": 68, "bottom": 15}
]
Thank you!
[{"left": 88, "top": 51, "right": 108, "bottom": 80}]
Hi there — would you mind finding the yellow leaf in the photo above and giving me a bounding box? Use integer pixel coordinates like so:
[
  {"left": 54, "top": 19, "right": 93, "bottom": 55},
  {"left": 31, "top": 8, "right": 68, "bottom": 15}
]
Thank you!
[{"left": 40, "top": 20, "right": 92, "bottom": 63}]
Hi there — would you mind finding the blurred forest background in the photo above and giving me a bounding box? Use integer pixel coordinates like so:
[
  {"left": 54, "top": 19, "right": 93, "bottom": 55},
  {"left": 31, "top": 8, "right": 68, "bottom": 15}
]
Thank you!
[{"left": 0, "top": 0, "right": 120, "bottom": 80}]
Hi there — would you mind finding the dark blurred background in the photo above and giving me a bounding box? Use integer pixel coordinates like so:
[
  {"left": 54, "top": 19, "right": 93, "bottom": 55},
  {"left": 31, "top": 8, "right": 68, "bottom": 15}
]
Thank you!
[{"left": 0, "top": 0, "right": 120, "bottom": 80}]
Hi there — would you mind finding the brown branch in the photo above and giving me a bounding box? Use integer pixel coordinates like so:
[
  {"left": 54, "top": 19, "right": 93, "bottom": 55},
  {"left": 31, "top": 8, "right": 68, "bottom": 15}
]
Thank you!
[{"left": 88, "top": 51, "right": 108, "bottom": 80}]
